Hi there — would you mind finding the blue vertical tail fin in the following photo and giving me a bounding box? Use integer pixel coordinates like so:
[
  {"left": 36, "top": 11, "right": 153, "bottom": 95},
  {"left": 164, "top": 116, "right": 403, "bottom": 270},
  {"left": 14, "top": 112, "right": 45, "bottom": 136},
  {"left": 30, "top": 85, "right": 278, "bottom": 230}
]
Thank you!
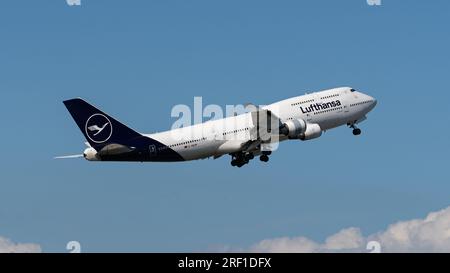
[{"left": 63, "top": 98, "right": 142, "bottom": 150}]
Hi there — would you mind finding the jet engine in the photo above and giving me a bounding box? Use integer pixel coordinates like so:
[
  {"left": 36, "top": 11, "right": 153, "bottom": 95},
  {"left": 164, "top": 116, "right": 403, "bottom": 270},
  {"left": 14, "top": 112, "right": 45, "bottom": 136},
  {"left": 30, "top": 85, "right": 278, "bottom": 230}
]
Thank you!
[
  {"left": 280, "top": 119, "right": 322, "bottom": 141},
  {"left": 279, "top": 119, "right": 307, "bottom": 138},
  {"left": 299, "top": 123, "right": 322, "bottom": 141}
]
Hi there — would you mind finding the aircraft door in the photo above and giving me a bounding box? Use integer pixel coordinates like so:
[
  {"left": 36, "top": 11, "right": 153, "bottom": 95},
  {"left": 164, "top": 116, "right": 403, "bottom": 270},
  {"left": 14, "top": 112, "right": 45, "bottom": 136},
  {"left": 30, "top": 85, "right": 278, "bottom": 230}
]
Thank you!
[
  {"left": 343, "top": 89, "right": 350, "bottom": 113},
  {"left": 149, "top": 145, "right": 157, "bottom": 157}
]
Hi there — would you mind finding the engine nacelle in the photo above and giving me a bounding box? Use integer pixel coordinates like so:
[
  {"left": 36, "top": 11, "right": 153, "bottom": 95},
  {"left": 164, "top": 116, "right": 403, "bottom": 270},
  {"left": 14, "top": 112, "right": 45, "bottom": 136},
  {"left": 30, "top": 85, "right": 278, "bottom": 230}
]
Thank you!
[
  {"left": 83, "top": 147, "right": 100, "bottom": 161},
  {"left": 280, "top": 119, "right": 307, "bottom": 138},
  {"left": 299, "top": 123, "right": 322, "bottom": 141}
]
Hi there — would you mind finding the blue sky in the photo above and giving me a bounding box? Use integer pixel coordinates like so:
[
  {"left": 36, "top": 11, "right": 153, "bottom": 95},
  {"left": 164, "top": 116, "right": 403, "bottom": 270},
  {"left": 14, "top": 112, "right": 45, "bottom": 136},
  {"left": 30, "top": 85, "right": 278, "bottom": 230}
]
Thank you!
[{"left": 0, "top": 0, "right": 449, "bottom": 252}]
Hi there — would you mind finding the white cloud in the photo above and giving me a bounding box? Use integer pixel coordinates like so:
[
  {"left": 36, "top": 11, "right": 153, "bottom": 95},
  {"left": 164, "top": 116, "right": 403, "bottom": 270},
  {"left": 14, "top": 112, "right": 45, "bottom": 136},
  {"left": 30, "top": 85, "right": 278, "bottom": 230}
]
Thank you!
[
  {"left": 0, "top": 236, "right": 41, "bottom": 253},
  {"left": 248, "top": 206, "right": 450, "bottom": 253},
  {"left": 375, "top": 206, "right": 450, "bottom": 252},
  {"left": 250, "top": 227, "right": 365, "bottom": 253}
]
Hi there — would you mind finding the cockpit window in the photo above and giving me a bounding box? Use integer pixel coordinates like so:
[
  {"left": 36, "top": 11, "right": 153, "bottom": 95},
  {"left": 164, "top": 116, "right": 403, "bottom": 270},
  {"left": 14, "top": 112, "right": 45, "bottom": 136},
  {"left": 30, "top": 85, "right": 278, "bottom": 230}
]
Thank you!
[{"left": 350, "top": 88, "right": 356, "bottom": 92}]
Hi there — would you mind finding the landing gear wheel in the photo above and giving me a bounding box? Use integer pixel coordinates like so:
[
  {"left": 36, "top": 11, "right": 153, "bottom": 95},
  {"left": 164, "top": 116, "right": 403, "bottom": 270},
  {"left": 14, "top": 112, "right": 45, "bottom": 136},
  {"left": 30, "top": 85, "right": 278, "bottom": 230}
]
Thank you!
[
  {"left": 352, "top": 128, "right": 361, "bottom": 136},
  {"left": 237, "top": 162, "right": 246, "bottom": 168},
  {"left": 260, "top": 154, "right": 269, "bottom": 162},
  {"left": 245, "top": 153, "right": 254, "bottom": 161},
  {"left": 231, "top": 152, "right": 254, "bottom": 167}
]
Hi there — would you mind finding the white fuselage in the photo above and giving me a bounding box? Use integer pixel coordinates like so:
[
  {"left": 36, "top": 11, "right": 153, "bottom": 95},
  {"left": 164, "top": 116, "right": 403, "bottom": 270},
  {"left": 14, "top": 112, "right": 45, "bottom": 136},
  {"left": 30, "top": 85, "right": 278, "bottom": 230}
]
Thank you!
[{"left": 147, "top": 87, "right": 377, "bottom": 161}]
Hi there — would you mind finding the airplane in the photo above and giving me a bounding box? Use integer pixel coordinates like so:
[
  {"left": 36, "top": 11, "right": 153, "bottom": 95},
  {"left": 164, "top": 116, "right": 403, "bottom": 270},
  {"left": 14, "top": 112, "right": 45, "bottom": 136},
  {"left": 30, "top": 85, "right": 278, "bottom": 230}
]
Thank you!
[{"left": 58, "top": 87, "right": 377, "bottom": 167}]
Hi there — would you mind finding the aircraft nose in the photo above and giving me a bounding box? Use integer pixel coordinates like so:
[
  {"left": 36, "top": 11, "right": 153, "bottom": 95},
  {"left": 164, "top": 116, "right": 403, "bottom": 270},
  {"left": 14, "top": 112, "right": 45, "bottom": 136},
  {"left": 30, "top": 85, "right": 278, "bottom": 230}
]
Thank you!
[{"left": 368, "top": 96, "right": 377, "bottom": 110}]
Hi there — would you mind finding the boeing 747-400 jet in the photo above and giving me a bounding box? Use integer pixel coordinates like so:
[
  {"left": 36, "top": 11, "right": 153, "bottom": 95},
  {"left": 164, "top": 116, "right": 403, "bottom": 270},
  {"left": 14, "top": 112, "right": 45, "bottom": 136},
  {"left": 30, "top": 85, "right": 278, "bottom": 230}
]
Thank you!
[{"left": 59, "top": 87, "right": 377, "bottom": 167}]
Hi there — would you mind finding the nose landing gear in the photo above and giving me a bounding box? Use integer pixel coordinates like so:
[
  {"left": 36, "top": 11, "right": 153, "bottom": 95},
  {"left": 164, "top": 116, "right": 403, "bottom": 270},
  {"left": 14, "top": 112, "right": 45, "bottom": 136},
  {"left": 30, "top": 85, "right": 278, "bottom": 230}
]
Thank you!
[
  {"left": 349, "top": 123, "right": 362, "bottom": 136},
  {"left": 352, "top": 128, "right": 361, "bottom": 136}
]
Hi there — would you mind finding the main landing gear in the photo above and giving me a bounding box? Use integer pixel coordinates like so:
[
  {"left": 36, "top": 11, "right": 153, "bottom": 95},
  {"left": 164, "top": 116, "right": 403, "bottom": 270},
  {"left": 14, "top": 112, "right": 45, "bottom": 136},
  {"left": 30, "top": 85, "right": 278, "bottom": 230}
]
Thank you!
[
  {"left": 230, "top": 151, "right": 271, "bottom": 167},
  {"left": 231, "top": 152, "right": 252, "bottom": 168},
  {"left": 260, "top": 151, "right": 271, "bottom": 163}
]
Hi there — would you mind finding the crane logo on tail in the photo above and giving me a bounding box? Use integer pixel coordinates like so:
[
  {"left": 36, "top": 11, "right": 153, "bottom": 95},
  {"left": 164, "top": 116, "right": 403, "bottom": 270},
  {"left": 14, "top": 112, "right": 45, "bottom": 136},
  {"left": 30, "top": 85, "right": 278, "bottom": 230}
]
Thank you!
[{"left": 85, "top": 114, "right": 113, "bottom": 143}]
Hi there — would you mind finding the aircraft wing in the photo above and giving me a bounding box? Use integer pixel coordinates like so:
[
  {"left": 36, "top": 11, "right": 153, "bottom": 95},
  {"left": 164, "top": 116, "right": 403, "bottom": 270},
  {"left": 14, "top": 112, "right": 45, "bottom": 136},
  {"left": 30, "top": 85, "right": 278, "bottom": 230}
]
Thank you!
[
  {"left": 248, "top": 106, "right": 282, "bottom": 141},
  {"left": 241, "top": 104, "right": 284, "bottom": 153}
]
